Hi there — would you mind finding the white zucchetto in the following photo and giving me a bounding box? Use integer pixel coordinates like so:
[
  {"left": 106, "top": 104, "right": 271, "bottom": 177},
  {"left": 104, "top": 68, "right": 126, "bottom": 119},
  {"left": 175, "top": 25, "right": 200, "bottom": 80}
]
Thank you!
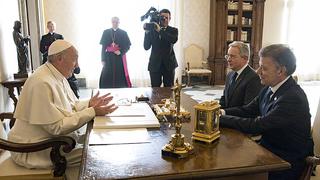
[{"left": 48, "top": 39, "right": 72, "bottom": 56}]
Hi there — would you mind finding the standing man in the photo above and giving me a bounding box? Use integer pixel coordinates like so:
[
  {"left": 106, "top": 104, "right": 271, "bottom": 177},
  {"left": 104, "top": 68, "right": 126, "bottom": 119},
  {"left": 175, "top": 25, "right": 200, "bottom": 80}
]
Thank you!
[
  {"left": 40, "top": 21, "right": 63, "bottom": 64},
  {"left": 220, "top": 44, "right": 314, "bottom": 180},
  {"left": 144, "top": 9, "right": 178, "bottom": 87},
  {"left": 40, "top": 21, "right": 80, "bottom": 98},
  {"left": 99, "top": 17, "right": 132, "bottom": 88},
  {"left": 220, "top": 41, "right": 262, "bottom": 108},
  {"left": 13, "top": 20, "right": 30, "bottom": 74}
]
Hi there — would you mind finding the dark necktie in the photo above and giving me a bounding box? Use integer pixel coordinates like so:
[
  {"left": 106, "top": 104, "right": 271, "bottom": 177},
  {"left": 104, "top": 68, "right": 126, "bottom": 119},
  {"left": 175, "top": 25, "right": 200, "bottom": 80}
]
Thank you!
[
  {"left": 231, "top": 72, "right": 238, "bottom": 85},
  {"left": 228, "top": 72, "right": 238, "bottom": 95},
  {"left": 261, "top": 88, "right": 273, "bottom": 115}
]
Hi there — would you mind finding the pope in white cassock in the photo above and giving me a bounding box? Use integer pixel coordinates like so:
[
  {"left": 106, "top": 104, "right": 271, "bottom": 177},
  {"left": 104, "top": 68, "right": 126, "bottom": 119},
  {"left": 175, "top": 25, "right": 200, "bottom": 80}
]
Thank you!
[{"left": 8, "top": 40, "right": 117, "bottom": 179}]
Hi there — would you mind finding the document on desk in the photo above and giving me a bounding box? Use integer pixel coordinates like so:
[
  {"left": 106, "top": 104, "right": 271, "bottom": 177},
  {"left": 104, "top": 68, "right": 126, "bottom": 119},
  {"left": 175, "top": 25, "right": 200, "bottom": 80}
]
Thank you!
[
  {"left": 93, "top": 102, "right": 160, "bottom": 129},
  {"left": 89, "top": 128, "right": 150, "bottom": 145},
  {"left": 184, "top": 89, "right": 223, "bottom": 103}
]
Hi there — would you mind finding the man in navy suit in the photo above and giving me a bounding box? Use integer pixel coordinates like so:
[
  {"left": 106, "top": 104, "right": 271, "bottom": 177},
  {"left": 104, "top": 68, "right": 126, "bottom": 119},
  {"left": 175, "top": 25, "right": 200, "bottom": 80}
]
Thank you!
[
  {"left": 220, "top": 41, "right": 262, "bottom": 108},
  {"left": 220, "top": 44, "right": 314, "bottom": 180},
  {"left": 143, "top": 9, "right": 178, "bottom": 87}
]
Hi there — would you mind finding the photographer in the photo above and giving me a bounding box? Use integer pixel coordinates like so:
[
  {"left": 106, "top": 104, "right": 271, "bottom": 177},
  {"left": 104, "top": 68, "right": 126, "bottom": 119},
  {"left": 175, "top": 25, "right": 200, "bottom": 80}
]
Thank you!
[{"left": 143, "top": 9, "right": 178, "bottom": 87}]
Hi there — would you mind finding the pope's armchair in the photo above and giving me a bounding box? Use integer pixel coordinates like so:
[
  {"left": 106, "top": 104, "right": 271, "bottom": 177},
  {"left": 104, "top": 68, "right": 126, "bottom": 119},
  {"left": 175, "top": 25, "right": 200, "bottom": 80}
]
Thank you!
[{"left": 0, "top": 114, "right": 76, "bottom": 180}]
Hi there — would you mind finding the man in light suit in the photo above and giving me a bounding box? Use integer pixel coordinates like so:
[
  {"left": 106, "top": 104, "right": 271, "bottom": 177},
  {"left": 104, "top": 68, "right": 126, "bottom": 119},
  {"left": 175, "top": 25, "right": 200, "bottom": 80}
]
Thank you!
[
  {"left": 220, "top": 41, "right": 262, "bottom": 108},
  {"left": 220, "top": 44, "right": 314, "bottom": 180},
  {"left": 143, "top": 9, "right": 178, "bottom": 87}
]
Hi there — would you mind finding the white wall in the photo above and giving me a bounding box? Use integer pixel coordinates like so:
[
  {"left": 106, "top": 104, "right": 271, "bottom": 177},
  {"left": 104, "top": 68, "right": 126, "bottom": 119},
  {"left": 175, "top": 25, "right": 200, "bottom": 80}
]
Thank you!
[
  {"left": 262, "top": 0, "right": 286, "bottom": 47},
  {"left": 42, "top": 0, "right": 80, "bottom": 47},
  {"left": 42, "top": 0, "right": 211, "bottom": 86},
  {"left": 181, "top": 0, "right": 210, "bottom": 69},
  {"left": 0, "top": 0, "right": 20, "bottom": 112}
]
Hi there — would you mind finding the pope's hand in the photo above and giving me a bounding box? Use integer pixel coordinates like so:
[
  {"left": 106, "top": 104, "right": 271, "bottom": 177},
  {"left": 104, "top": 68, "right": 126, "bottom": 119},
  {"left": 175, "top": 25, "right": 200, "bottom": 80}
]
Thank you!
[
  {"left": 114, "top": 50, "right": 121, "bottom": 56},
  {"left": 89, "top": 91, "right": 118, "bottom": 116}
]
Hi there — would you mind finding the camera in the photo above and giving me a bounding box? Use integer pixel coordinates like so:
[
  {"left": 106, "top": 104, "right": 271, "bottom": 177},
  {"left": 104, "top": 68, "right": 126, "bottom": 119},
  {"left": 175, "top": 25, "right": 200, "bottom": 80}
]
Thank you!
[{"left": 141, "top": 7, "right": 165, "bottom": 31}]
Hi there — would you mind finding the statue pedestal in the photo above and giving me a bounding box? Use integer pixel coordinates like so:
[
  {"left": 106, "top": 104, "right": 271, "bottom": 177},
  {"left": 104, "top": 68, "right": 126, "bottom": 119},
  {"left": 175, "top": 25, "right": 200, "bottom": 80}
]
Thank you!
[{"left": 13, "top": 73, "right": 28, "bottom": 79}]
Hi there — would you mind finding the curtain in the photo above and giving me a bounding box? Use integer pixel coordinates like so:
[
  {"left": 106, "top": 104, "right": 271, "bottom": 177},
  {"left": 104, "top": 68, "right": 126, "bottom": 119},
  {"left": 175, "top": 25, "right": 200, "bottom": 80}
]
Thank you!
[
  {"left": 284, "top": 0, "right": 320, "bottom": 81},
  {"left": 0, "top": 0, "right": 20, "bottom": 113}
]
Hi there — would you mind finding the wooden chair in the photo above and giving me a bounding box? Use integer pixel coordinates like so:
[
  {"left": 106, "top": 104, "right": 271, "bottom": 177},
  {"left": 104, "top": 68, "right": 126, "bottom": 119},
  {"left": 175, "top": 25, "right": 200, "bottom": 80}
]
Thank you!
[
  {"left": 299, "top": 98, "right": 320, "bottom": 180},
  {"left": 0, "top": 113, "right": 76, "bottom": 180},
  {"left": 299, "top": 156, "right": 320, "bottom": 180},
  {"left": 0, "top": 112, "right": 15, "bottom": 129},
  {"left": 185, "top": 44, "right": 212, "bottom": 86}
]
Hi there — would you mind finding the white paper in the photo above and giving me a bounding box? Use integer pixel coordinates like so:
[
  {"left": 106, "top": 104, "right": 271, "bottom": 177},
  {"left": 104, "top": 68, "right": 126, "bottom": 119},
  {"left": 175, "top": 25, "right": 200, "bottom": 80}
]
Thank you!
[
  {"left": 89, "top": 128, "right": 150, "bottom": 145},
  {"left": 184, "top": 90, "right": 206, "bottom": 96},
  {"left": 93, "top": 102, "right": 160, "bottom": 129},
  {"left": 107, "top": 105, "right": 145, "bottom": 117},
  {"left": 184, "top": 89, "right": 223, "bottom": 103}
]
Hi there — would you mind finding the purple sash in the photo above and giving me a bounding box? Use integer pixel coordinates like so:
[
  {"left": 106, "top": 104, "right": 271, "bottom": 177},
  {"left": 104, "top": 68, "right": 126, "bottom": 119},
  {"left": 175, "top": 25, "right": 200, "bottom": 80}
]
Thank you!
[{"left": 106, "top": 44, "right": 132, "bottom": 87}]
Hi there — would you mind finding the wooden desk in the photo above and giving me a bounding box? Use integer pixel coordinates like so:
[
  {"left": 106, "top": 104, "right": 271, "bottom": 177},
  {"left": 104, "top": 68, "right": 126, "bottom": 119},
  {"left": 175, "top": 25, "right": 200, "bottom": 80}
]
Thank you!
[
  {"left": 1, "top": 77, "right": 27, "bottom": 109},
  {"left": 79, "top": 87, "right": 290, "bottom": 180}
]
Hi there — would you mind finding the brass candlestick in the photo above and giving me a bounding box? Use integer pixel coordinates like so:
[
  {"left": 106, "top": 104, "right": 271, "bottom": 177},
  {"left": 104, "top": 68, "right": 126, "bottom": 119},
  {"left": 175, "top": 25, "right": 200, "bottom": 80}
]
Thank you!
[{"left": 162, "top": 79, "right": 194, "bottom": 158}]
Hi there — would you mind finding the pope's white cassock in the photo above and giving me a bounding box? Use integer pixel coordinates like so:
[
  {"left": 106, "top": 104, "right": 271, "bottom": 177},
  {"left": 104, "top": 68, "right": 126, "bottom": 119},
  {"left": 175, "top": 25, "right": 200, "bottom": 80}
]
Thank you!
[{"left": 8, "top": 62, "right": 95, "bottom": 169}]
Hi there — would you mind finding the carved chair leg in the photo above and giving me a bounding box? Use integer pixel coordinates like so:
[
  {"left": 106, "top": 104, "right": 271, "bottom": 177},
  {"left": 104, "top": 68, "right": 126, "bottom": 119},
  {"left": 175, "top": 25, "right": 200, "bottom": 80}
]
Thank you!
[
  {"left": 50, "top": 146, "right": 67, "bottom": 177},
  {"left": 187, "top": 74, "right": 191, "bottom": 86},
  {"left": 9, "top": 119, "right": 15, "bottom": 129}
]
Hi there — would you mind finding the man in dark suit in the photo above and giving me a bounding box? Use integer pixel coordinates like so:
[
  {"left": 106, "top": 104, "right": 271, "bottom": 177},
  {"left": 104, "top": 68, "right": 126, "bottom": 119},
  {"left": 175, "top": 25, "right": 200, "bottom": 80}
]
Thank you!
[
  {"left": 220, "top": 44, "right": 314, "bottom": 180},
  {"left": 40, "top": 21, "right": 63, "bottom": 64},
  {"left": 220, "top": 41, "right": 262, "bottom": 108},
  {"left": 40, "top": 21, "right": 80, "bottom": 98},
  {"left": 143, "top": 9, "right": 178, "bottom": 87}
]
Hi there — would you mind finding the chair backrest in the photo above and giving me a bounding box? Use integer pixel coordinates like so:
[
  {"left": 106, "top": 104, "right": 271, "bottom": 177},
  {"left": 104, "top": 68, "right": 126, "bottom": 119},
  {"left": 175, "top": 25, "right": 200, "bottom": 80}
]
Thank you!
[{"left": 184, "top": 44, "right": 204, "bottom": 69}]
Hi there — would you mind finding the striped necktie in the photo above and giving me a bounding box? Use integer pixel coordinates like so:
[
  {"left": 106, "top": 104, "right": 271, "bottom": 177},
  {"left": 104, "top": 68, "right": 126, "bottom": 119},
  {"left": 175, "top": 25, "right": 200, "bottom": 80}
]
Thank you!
[{"left": 261, "top": 88, "right": 273, "bottom": 115}]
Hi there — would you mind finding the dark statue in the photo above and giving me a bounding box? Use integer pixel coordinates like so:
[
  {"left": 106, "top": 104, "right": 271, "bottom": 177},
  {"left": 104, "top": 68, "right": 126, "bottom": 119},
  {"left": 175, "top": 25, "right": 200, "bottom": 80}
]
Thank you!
[{"left": 13, "top": 20, "right": 30, "bottom": 75}]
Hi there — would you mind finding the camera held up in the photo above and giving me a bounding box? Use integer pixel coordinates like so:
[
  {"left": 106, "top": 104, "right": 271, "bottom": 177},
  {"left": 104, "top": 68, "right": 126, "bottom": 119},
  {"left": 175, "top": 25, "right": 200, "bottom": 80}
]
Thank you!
[{"left": 141, "top": 7, "right": 165, "bottom": 31}]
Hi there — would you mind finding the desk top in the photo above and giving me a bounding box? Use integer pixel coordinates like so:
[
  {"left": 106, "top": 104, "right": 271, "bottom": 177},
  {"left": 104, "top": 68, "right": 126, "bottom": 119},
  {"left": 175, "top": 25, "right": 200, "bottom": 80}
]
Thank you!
[{"left": 79, "top": 87, "right": 289, "bottom": 180}]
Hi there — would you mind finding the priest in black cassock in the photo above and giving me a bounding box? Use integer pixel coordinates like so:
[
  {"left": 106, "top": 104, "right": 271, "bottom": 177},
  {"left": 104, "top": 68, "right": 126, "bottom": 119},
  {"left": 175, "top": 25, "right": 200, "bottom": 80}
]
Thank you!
[
  {"left": 99, "top": 17, "right": 132, "bottom": 88},
  {"left": 40, "top": 21, "right": 64, "bottom": 64}
]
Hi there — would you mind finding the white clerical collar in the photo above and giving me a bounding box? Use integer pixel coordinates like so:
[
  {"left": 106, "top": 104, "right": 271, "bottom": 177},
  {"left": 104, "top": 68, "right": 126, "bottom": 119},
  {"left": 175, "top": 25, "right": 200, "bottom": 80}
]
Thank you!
[
  {"left": 112, "top": 28, "right": 118, "bottom": 31},
  {"left": 270, "top": 76, "right": 291, "bottom": 94},
  {"left": 235, "top": 64, "right": 248, "bottom": 79},
  {"left": 46, "top": 62, "right": 66, "bottom": 82}
]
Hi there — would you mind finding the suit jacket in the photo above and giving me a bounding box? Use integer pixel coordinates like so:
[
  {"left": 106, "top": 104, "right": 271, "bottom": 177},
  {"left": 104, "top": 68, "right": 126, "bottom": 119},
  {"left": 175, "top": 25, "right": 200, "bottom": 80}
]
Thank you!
[
  {"left": 40, "top": 33, "right": 63, "bottom": 63},
  {"left": 144, "top": 26, "right": 178, "bottom": 72},
  {"left": 220, "top": 65, "right": 263, "bottom": 108},
  {"left": 220, "top": 77, "right": 314, "bottom": 166}
]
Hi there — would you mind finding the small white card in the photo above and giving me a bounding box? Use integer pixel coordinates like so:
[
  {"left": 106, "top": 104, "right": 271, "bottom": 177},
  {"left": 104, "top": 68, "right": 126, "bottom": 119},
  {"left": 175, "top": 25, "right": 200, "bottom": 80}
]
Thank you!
[{"left": 89, "top": 128, "right": 150, "bottom": 145}]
